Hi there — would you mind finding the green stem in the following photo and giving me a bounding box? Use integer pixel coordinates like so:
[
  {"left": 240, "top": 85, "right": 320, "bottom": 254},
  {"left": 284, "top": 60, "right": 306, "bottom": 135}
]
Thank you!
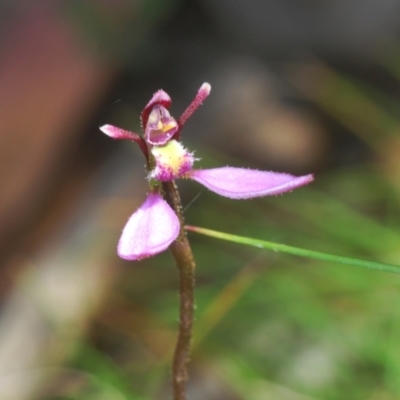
[
  {"left": 186, "top": 225, "right": 400, "bottom": 274},
  {"left": 163, "top": 182, "right": 196, "bottom": 400}
]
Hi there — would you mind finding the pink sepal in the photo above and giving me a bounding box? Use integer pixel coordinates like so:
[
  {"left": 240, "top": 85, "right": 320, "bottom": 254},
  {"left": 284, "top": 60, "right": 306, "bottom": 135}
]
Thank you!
[
  {"left": 100, "top": 124, "right": 148, "bottom": 159},
  {"left": 176, "top": 82, "right": 211, "bottom": 139},
  {"left": 117, "top": 193, "right": 179, "bottom": 260},
  {"left": 100, "top": 124, "right": 140, "bottom": 140},
  {"left": 187, "top": 167, "right": 314, "bottom": 199}
]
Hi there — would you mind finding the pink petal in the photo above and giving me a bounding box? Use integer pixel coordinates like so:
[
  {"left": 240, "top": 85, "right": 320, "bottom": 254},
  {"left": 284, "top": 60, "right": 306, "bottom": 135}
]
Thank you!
[
  {"left": 100, "top": 124, "right": 140, "bottom": 140},
  {"left": 117, "top": 193, "right": 180, "bottom": 260},
  {"left": 187, "top": 167, "right": 314, "bottom": 199}
]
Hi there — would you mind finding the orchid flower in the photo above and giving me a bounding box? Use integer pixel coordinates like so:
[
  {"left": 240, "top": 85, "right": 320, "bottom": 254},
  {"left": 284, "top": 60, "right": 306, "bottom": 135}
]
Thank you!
[{"left": 100, "top": 83, "right": 313, "bottom": 261}]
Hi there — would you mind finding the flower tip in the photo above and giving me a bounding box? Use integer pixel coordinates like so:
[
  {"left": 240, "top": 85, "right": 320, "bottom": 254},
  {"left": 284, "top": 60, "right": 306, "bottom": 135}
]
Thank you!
[
  {"left": 303, "top": 173, "right": 315, "bottom": 184},
  {"left": 199, "top": 82, "right": 211, "bottom": 95},
  {"left": 99, "top": 124, "right": 114, "bottom": 137},
  {"left": 152, "top": 89, "right": 172, "bottom": 106}
]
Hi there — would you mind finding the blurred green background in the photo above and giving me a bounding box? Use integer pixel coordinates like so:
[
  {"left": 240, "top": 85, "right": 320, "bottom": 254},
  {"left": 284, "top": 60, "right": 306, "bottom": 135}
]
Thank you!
[{"left": 2, "top": 1, "right": 400, "bottom": 399}]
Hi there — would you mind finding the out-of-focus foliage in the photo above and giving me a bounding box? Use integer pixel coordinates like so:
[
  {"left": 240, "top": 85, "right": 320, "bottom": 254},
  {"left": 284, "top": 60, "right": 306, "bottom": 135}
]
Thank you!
[{"left": 63, "top": 0, "right": 180, "bottom": 62}]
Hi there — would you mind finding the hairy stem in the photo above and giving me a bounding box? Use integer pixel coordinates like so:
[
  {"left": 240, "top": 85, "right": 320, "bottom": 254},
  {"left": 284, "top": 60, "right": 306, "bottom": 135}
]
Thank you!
[{"left": 163, "top": 181, "right": 196, "bottom": 400}]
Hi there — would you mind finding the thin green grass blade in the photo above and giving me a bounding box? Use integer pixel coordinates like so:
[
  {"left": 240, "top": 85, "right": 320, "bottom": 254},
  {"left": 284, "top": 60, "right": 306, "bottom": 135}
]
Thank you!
[{"left": 186, "top": 225, "right": 400, "bottom": 275}]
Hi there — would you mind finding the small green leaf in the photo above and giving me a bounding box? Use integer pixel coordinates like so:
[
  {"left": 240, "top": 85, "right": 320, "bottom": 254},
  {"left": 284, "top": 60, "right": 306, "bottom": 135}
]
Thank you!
[{"left": 186, "top": 225, "right": 400, "bottom": 275}]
